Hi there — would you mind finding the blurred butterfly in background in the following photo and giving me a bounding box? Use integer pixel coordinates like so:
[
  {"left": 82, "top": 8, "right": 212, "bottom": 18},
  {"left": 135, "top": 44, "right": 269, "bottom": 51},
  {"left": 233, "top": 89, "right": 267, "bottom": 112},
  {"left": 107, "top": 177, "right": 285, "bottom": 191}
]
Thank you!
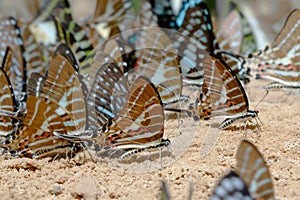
[{"left": 211, "top": 140, "right": 275, "bottom": 200}]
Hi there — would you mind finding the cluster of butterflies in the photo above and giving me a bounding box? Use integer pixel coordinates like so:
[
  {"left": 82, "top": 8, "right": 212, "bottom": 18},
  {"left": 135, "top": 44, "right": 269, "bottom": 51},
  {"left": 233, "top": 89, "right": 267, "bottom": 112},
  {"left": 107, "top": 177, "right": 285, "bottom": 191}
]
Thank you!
[
  {"left": 0, "top": 0, "right": 298, "bottom": 195},
  {"left": 161, "top": 139, "right": 275, "bottom": 200}
]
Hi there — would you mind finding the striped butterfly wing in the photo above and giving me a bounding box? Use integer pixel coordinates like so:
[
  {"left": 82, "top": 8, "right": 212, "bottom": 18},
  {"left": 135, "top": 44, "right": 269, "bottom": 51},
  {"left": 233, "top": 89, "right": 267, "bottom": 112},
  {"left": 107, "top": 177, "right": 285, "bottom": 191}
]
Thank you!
[
  {"left": 98, "top": 76, "right": 165, "bottom": 155},
  {"left": 0, "top": 17, "right": 27, "bottom": 101},
  {"left": 91, "top": 0, "right": 132, "bottom": 29},
  {"left": 112, "top": 1, "right": 160, "bottom": 74},
  {"left": 54, "top": 16, "right": 95, "bottom": 70},
  {"left": 177, "top": 1, "right": 216, "bottom": 52},
  {"left": 199, "top": 54, "right": 249, "bottom": 119},
  {"left": 216, "top": 10, "right": 243, "bottom": 54},
  {"left": 213, "top": 4, "right": 250, "bottom": 85},
  {"left": 4, "top": 95, "right": 73, "bottom": 158},
  {"left": 20, "top": 24, "right": 47, "bottom": 76},
  {"left": 172, "top": 1, "right": 215, "bottom": 83},
  {"left": 210, "top": 170, "right": 253, "bottom": 200},
  {"left": 0, "top": 48, "right": 20, "bottom": 136},
  {"left": 229, "top": 1, "right": 257, "bottom": 55},
  {"left": 1, "top": 59, "right": 83, "bottom": 158},
  {"left": 135, "top": 27, "right": 182, "bottom": 105},
  {"left": 150, "top": 0, "right": 177, "bottom": 29},
  {"left": 39, "top": 46, "right": 86, "bottom": 135},
  {"left": 236, "top": 140, "right": 275, "bottom": 199},
  {"left": 87, "top": 51, "right": 129, "bottom": 129},
  {"left": 135, "top": 1, "right": 159, "bottom": 28},
  {"left": 176, "top": 0, "right": 204, "bottom": 28},
  {"left": 218, "top": 51, "right": 251, "bottom": 85},
  {"left": 248, "top": 9, "right": 300, "bottom": 86},
  {"left": 99, "top": 37, "right": 128, "bottom": 73}
]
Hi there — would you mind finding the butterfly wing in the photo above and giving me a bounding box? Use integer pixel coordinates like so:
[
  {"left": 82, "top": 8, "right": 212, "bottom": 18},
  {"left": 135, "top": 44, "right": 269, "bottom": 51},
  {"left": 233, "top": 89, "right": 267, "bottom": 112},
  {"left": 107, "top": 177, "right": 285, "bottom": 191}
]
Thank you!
[
  {"left": 0, "top": 17, "right": 27, "bottom": 101},
  {"left": 236, "top": 140, "right": 275, "bottom": 199},
  {"left": 103, "top": 76, "right": 164, "bottom": 150},
  {"left": 216, "top": 10, "right": 243, "bottom": 54},
  {"left": 210, "top": 170, "right": 253, "bottom": 200},
  {"left": 200, "top": 54, "right": 249, "bottom": 118},
  {"left": 172, "top": 1, "right": 215, "bottom": 84},
  {"left": 21, "top": 24, "right": 46, "bottom": 76},
  {"left": 150, "top": 0, "right": 177, "bottom": 29},
  {"left": 40, "top": 49, "right": 86, "bottom": 135},
  {"left": 135, "top": 27, "right": 182, "bottom": 105},
  {"left": 0, "top": 48, "right": 20, "bottom": 136},
  {"left": 248, "top": 9, "right": 300, "bottom": 86},
  {"left": 87, "top": 51, "right": 129, "bottom": 129}
]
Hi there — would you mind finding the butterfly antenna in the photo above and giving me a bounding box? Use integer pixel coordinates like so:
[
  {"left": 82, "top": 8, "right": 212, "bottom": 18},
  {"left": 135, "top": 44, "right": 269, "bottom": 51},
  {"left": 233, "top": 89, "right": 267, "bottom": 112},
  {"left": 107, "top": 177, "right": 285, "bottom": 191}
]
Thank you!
[{"left": 254, "top": 88, "right": 269, "bottom": 111}]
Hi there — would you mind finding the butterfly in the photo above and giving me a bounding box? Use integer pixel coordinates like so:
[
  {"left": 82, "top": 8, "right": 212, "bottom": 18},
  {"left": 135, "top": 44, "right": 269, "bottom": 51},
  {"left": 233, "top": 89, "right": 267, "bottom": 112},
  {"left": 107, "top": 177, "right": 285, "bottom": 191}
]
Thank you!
[
  {"left": 98, "top": 1, "right": 159, "bottom": 79},
  {"left": 0, "top": 47, "right": 24, "bottom": 137},
  {"left": 1, "top": 43, "right": 86, "bottom": 158},
  {"left": 214, "top": 0, "right": 257, "bottom": 55},
  {"left": 196, "top": 53, "right": 258, "bottom": 130},
  {"left": 90, "top": 0, "right": 132, "bottom": 30},
  {"left": 108, "top": 26, "right": 184, "bottom": 106},
  {"left": 173, "top": 1, "right": 250, "bottom": 85},
  {"left": 246, "top": 9, "right": 300, "bottom": 90},
  {"left": 56, "top": 73, "right": 169, "bottom": 160},
  {"left": 215, "top": 10, "right": 243, "bottom": 54},
  {"left": 86, "top": 51, "right": 129, "bottom": 130},
  {"left": 20, "top": 22, "right": 47, "bottom": 76},
  {"left": 0, "top": 17, "right": 27, "bottom": 102},
  {"left": 235, "top": 140, "right": 275, "bottom": 199},
  {"left": 211, "top": 140, "right": 275, "bottom": 200},
  {"left": 54, "top": 16, "right": 96, "bottom": 70},
  {"left": 249, "top": 9, "right": 300, "bottom": 90},
  {"left": 133, "top": 27, "right": 183, "bottom": 105}
]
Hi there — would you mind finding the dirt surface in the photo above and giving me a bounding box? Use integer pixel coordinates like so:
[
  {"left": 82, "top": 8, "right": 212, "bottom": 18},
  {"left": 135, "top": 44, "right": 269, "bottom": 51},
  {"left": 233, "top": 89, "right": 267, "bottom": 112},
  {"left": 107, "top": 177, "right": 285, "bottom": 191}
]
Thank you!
[{"left": 0, "top": 79, "right": 299, "bottom": 200}]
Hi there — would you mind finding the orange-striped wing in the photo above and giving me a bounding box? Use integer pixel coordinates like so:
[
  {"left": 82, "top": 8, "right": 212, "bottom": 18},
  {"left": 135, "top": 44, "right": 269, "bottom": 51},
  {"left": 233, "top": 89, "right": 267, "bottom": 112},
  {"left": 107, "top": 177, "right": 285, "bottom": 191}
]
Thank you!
[
  {"left": 1, "top": 44, "right": 86, "bottom": 158},
  {"left": 3, "top": 95, "right": 73, "bottom": 158},
  {"left": 39, "top": 47, "right": 86, "bottom": 135},
  {"left": 247, "top": 9, "right": 300, "bottom": 86},
  {"left": 199, "top": 54, "right": 249, "bottom": 118},
  {"left": 59, "top": 76, "right": 168, "bottom": 159},
  {"left": 236, "top": 140, "right": 275, "bottom": 199},
  {"left": 101, "top": 77, "right": 165, "bottom": 153}
]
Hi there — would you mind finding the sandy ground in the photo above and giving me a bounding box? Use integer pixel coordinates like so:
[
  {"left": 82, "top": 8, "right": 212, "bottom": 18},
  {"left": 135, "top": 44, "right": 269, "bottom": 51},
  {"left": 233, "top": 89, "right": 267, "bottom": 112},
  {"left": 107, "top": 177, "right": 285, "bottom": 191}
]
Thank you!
[{"left": 0, "top": 79, "right": 299, "bottom": 200}]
